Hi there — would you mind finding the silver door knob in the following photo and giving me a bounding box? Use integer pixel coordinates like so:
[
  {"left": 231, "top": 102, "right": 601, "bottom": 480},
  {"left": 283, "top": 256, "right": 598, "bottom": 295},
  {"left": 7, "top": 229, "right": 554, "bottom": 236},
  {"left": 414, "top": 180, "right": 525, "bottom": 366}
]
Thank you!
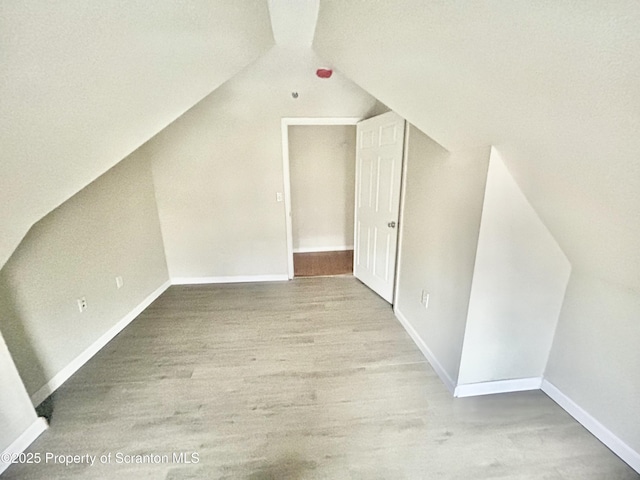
[{"left": 388, "top": 221, "right": 396, "bottom": 228}]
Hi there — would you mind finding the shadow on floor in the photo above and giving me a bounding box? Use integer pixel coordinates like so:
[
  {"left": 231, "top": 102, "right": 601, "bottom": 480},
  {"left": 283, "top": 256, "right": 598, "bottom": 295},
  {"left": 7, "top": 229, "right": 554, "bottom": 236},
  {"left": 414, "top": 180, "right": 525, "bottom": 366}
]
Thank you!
[
  {"left": 247, "top": 454, "right": 318, "bottom": 480},
  {"left": 35, "top": 393, "right": 55, "bottom": 423}
]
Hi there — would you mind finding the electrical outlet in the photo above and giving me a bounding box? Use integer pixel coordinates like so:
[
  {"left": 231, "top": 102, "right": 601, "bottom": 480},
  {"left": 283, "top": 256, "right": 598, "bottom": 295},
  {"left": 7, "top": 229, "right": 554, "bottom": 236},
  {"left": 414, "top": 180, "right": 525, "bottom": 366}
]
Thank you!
[
  {"left": 420, "top": 290, "right": 430, "bottom": 309},
  {"left": 276, "top": 192, "right": 284, "bottom": 202},
  {"left": 115, "top": 276, "right": 124, "bottom": 289},
  {"left": 77, "top": 297, "right": 87, "bottom": 312}
]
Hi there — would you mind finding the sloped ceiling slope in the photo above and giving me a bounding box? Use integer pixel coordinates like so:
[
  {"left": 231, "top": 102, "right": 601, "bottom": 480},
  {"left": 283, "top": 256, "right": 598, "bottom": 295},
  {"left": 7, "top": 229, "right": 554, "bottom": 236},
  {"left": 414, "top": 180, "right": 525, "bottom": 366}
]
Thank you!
[
  {"left": 0, "top": 0, "right": 274, "bottom": 269},
  {"left": 314, "top": 1, "right": 640, "bottom": 289}
]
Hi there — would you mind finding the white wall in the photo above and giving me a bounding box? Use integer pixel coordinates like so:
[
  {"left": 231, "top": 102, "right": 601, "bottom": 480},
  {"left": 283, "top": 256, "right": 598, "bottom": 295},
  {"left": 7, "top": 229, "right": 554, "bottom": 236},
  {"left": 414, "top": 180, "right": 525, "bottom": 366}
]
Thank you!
[
  {"left": 394, "top": 125, "right": 490, "bottom": 386},
  {"left": 148, "top": 46, "right": 379, "bottom": 280},
  {"left": 457, "top": 148, "right": 571, "bottom": 385},
  {"left": 289, "top": 125, "right": 356, "bottom": 252},
  {"left": 0, "top": 151, "right": 169, "bottom": 398},
  {"left": 0, "top": 0, "right": 273, "bottom": 271},
  {"left": 0, "top": 332, "right": 38, "bottom": 452},
  {"left": 545, "top": 271, "right": 640, "bottom": 455}
]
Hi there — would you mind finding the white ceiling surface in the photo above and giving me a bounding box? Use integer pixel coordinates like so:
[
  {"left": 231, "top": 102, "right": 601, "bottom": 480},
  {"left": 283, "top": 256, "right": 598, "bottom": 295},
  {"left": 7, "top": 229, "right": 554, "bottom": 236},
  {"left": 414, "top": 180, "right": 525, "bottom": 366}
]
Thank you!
[
  {"left": 314, "top": 1, "right": 640, "bottom": 290},
  {"left": 268, "top": 0, "right": 319, "bottom": 48},
  {"left": 0, "top": 0, "right": 274, "bottom": 269}
]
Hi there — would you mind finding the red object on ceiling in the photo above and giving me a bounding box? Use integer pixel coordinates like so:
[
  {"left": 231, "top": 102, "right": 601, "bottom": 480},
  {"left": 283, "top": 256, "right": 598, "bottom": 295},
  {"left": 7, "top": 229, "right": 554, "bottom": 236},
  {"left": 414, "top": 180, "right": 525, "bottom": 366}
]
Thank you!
[{"left": 316, "top": 68, "right": 333, "bottom": 78}]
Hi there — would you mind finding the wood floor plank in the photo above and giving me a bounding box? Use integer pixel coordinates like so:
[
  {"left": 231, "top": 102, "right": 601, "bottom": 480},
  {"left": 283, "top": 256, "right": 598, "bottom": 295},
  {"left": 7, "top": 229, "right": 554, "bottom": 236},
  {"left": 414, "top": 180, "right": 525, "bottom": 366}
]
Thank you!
[
  {"left": 294, "top": 250, "right": 353, "bottom": 277},
  {"left": 5, "top": 277, "right": 637, "bottom": 479}
]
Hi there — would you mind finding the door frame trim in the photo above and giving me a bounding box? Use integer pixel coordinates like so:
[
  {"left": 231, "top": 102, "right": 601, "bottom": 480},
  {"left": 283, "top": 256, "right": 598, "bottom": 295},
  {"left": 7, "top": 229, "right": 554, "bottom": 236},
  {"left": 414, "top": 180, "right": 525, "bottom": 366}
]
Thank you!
[
  {"left": 392, "top": 123, "right": 411, "bottom": 304},
  {"left": 281, "top": 117, "right": 362, "bottom": 279}
]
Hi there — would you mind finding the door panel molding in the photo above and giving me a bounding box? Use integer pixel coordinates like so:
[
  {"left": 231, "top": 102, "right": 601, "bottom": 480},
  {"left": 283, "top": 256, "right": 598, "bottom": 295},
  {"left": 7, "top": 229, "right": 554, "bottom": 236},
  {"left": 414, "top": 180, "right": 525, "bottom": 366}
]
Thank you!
[{"left": 354, "top": 111, "right": 406, "bottom": 303}]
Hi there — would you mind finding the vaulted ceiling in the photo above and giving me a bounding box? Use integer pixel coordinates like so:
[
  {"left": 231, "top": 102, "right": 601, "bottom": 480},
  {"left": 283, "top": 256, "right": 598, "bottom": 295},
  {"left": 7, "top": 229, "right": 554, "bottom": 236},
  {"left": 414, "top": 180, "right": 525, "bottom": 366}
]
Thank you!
[
  {"left": 315, "top": 0, "right": 640, "bottom": 290},
  {"left": 0, "top": 0, "right": 274, "bottom": 268},
  {"left": 2, "top": 1, "right": 639, "bottom": 294}
]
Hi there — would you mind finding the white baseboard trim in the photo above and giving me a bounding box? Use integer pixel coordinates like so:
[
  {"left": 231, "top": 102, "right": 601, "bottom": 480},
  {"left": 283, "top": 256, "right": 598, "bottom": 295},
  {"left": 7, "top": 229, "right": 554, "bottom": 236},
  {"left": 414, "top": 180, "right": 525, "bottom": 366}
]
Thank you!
[
  {"left": 171, "top": 275, "right": 289, "bottom": 285},
  {"left": 293, "top": 246, "right": 354, "bottom": 253},
  {"left": 454, "top": 377, "right": 542, "bottom": 398},
  {"left": 393, "top": 308, "right": 455, "bottom": 394},
  {"left": 0, "top": 417, "right": 48, "bottom": 475},
  {"left": 30, "top": 280, "right": 171, "bottom": 407},
  {"left": 541, "top": 379, "right": 640, "bottom": 473}
]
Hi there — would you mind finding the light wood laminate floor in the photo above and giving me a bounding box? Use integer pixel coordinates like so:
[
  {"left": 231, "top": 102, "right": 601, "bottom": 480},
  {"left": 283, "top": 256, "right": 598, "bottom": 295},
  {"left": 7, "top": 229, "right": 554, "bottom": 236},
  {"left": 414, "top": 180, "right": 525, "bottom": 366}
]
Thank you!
[{"left": 5, "top": 278, "right": 637, "bottom": 479}]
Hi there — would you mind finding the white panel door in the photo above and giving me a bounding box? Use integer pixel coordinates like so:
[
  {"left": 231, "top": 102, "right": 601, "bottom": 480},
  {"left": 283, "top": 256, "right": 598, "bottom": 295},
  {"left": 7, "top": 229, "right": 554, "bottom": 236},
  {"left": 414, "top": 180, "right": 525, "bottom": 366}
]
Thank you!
[{"left": 354, "top": 111, "right": 405, "bottom": 303}]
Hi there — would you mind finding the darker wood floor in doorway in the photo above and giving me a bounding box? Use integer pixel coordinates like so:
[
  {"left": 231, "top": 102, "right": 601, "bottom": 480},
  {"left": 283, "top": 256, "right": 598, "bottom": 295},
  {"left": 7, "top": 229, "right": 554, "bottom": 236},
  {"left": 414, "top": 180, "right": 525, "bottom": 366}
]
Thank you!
[{"left": 294, "top": 250, "right": 353, "bottom": 277}]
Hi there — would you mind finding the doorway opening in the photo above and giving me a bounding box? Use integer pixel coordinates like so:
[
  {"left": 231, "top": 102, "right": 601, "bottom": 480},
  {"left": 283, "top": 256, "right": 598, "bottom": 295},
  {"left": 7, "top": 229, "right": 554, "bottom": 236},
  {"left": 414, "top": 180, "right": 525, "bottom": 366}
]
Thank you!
[
  {"left": 281, "top": 118, "right": 361, "bottom": 279},
  {"left": 282, "top": 112, "right": 406, "bottom": 303}
]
